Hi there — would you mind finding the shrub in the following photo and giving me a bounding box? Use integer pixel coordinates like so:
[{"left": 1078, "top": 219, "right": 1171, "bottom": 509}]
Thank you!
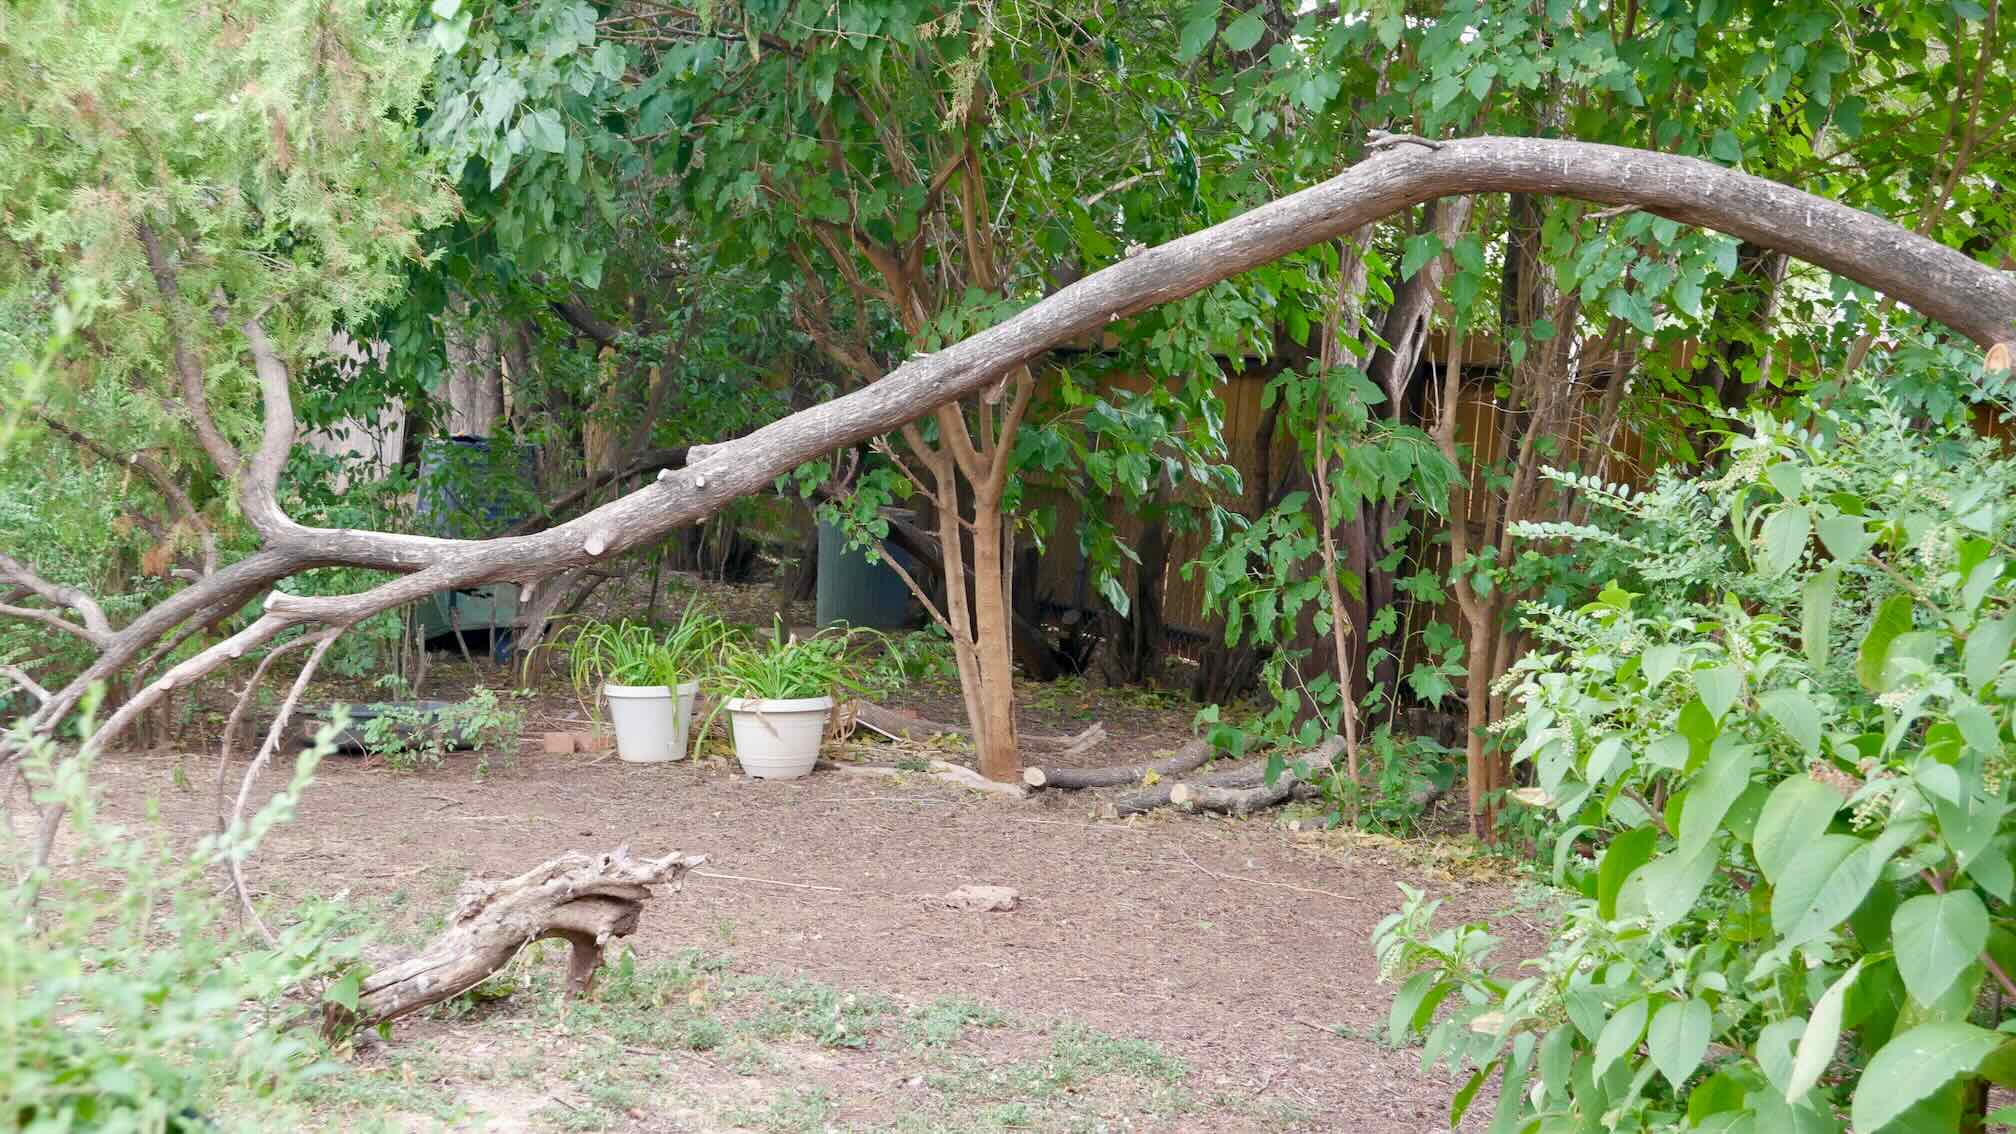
[
  {"left": 1377, "top": 392, "right": 2016, "bottom": 1133},
  {"left": 4, "top": 715, "right": 364, "bottom": 1130}
]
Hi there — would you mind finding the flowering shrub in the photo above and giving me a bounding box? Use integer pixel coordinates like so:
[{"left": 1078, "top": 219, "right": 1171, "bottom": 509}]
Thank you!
[{"left": 1376, "top": 392, "right": 2016, "bottom": 1132}]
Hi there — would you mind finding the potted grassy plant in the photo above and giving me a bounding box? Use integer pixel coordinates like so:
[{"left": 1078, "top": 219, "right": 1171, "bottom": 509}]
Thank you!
[
  {"left": 710, "top": 627, "right": 854, "bottom": 779},
  {"left": 564, "top": 607, "right": 729, "bottom": 764}
]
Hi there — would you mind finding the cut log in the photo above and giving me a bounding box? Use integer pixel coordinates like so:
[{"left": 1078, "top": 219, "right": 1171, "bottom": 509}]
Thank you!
[
  {"left": 1104, "top": 758, "right": 1264, "bottom": 817},
  {"left": 1024, "top": 738, "right": 1213, "bottom": 790},
  {"left": 1168, "top": 737, "right": 1344, "bottom": 816},
  {"left": 819, "top": 758, "right": 1028, "bottom": 800},
  {"left": 326, "top": 847, "right": 704, "bottom": 1038},
  {"left": 846, "top": 699, "right": 1105, "bottom": 755},
  {"left": 1105, "top": 737, "right": 1345, "bottom": 818}
]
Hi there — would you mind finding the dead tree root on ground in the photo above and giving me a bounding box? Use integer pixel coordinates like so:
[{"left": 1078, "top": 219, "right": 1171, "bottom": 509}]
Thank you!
[{"left": 325, "top": 847, "right": 704, "bottom": 1039}]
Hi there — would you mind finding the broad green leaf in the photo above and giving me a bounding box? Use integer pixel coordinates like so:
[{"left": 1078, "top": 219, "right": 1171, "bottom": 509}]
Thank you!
[
  {"left": 1953, "top": 698, "right": 2001, "bottom": 756},
  {"left": 1598, "top": 824, "right": 1660, "bottom": 920},
  {"left": 1451, "top": 1058, "right": 1494, "bottom": 1125},
  {"left": 1594, "top": 997, "right": 1649, "bottom": 1079},
  {"left": 1786, "top": 959, "right": 1861, "bottom": 1102},
  {"left": 1802, "top": 566, "right": 1838, "bottom": 672},
  {"left": 1778, "top": 825, "right": 1916, "bottom": 946},
  {"left": 1630, "top": 844, "right": 1717, "bottom": 931},
  {"left": 1649, "top": 998, "right": 1712, "bottom": 1090},
  {"left": 1221, "top": 7, "right": 1266, "bottom": 51},
  {"left": 1852, "top": 1023, "right": 2008, "bottom": 1133},
  {"left": 1643, "top": 644, "right": 1683, "bottom": 687},
  {"left": 1857, "top": 593, "right": 1916, "bottom": 692},
  {"left": 1177, "top": 13, "right": 1218, "bottom": 60},
  {"left": 1964, "top": 615, "right": 2015, "bottom": 693},
  {"left": 1646, "top": 732, "right": 1691, "bottom": 770},
  {"left": 525, "top": 108, "right": 567, "bottom": 154},
  {"left": 325, "top": 968, "right": 362, "bottom": 1013},
  {"left": 1754, "top": 776, "right": 1842, "bottom": 883},
  {"left": 1757, "top": 1016, "right": 1805, "bottom": 1096},
  {"left": 1680, "top": 743, "right": 1755, "bottom": 858},
  {"left": 1892, "top": 891, "right": 1989, "bottom": 1007},
  {"left": 1818, "top": 513, "right": 1874, "bottom": 561},
  {"left": 1696, "top": 666, "right": 1743, "bottom": 721},
  {"left": 1760, "top": 689, "right": 1822, "bottom": 757},
  {"left": 1388, "top": 971, "right": 1454, "bottom": 1046},
  {"left": 1761, "top": 506, "right": 1810, "bottom": 575}
]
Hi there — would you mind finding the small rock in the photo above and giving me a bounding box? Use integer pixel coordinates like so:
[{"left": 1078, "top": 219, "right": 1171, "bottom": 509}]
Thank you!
[{"left": 936, "top": 884, "right": 1020, "bottom": 912}]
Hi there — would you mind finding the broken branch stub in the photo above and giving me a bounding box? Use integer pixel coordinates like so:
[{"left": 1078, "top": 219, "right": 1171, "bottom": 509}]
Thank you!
[{"left": 326, "top": 848, "right": 705, "bottom": 1038}]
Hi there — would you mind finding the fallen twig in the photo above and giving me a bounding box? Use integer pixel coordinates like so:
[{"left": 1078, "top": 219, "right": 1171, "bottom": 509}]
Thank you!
[
  {"left": 691, "top": 869, "right": 843, "bottom": 893},
  {"left": 1174, "top": 843, "right": 1346, "bottom": 901}
]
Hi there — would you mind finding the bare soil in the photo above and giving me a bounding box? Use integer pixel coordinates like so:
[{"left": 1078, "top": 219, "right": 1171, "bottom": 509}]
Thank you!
[{"left": 86, "top": 628, "right": 1534, "bottom": 1133}]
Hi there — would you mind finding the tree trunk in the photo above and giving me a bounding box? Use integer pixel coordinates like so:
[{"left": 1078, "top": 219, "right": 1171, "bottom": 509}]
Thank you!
[{"left": 443, "top": 300, "right": 505, "bottom": 438}]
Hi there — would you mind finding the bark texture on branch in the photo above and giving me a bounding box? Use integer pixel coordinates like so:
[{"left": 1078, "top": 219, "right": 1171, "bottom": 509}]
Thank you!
[
  {"left": 1168, "top": 737, "right": 1344, "bottom": 817},
  {"left": 39, "top": 136, "right": 2016, "bottom": 761},
  {"left": 1023, "top": 738, "right": 1213, "bottom": 789},
  {"left": 1104, "top": 737, "right": 1344, "bottom": 818},
  {"left": 326, "top": 848, "right": 704, "bottom": 1037}
]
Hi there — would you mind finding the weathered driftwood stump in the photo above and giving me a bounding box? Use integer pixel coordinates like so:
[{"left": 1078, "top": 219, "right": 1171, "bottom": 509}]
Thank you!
[{"left": 326, "top": 847, "right": 704, "bottom": 1037}]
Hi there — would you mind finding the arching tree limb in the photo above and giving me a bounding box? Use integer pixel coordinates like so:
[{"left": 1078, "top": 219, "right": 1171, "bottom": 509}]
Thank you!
[{"left": 39, "top": 135, "right": 2016, "bottom": 768}]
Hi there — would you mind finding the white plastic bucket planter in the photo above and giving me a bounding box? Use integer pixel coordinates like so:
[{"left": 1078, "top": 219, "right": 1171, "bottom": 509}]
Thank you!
[
  {"left": 605, "top": 683, "right": 686, "bottom": 764},
  {"left": 724, "top": 695, "right": 833, "bottom": 779}
]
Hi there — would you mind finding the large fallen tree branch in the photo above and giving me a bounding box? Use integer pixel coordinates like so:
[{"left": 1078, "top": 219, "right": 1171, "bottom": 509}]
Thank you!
[
  {"left": 20, "top": 135, "right": 2016, "bottom": 819},
  {"left": 1023, "top": 737, "right": 1214, "bottom": 789},
  {"left": 326, "top": 847, "right": 705, "bottom": 1038}
]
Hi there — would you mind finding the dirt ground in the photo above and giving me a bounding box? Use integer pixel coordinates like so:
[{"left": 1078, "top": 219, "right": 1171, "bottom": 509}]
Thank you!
[{"left": 83, "top": 609, "right": 1539, "bottom": 1134}]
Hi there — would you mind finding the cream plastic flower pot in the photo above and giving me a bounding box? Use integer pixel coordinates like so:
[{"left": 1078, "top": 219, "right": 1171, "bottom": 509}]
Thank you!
[
  {"left": 724, "top": 695, "right": 833, "bottom": 779},
  {"left": 606, "top": 680, "right": 700, "bottom": 764}
]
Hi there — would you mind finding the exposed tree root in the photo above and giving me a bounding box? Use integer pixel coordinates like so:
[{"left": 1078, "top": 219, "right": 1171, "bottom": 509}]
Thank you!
[
  {"left": 326, "top": 847, "right": 705, "bottom": 1038},
  {"left": 1023, "top": 738, "right": 1213, "bottom": 789}
]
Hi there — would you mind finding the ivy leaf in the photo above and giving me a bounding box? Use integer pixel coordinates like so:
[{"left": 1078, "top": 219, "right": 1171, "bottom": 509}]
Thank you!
[
  {"left": 1649, "top": 998, "right": 1712, "bottom": 1091},
  {"left": 1221, "top": 8, "right": 1266, "bottom": 51},
  {"left": 1892, "top": 891, "right": 1990, "bottom": 1007},
  {"left": 1857, "top": 592, "right": 1916, "bottom": 692},
  {"left": 1852, "top": 1023, "right": 2009, "bottom": 1134},
  {"left": 1786, "top": 959, "right": 1863, "bottom": 1102}
]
